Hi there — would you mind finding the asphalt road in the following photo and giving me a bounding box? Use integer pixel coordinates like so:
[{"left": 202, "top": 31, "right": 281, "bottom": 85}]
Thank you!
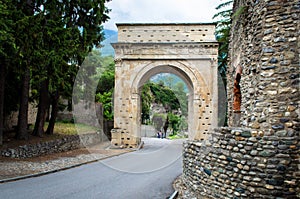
[{"left": 0, "top": 138, "right": 184, "bottom": 199}]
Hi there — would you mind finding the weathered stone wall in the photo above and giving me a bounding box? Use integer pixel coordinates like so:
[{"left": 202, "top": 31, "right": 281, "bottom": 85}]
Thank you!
[
  {"left": 117, "top": 23, "right": 216, "bottom": 43},
  {"left": 182, "top": 0, "right": 299, "bottom": 198},
  {"left": 227, "top": 0, "right": 299, "bottom": 130},
  {"left": 4, "top": 102, "right": 37, "bottom": 131},
  {"left": 72, "top": 101, "right": 103, "bottom": 128},
  {"left": 183, "top": 127, "right": 299, "bottom": 198},
  {"left": 1, "top": 133, "right": 103, "bottom": 158}
]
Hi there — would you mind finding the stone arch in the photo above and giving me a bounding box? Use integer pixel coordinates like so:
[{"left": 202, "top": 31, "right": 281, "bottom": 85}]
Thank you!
[
  {"left": 131, "top": 61, "right": 194, "bottom": 93},
  {"left": 111, "top": 23, "right": 219, "bottom": 148},
  {"left": 130, "top": 61, "right": 211, "bottom": 140}
]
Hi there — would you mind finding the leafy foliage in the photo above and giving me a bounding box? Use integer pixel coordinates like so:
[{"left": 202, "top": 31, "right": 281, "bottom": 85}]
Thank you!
[
  {"left": 0, "top": 0, "right": 111, "bottom": 140},
  {"left": 96, "top": 57, "right": 115, "bottom": 94},
  {"left": 168, "top": 113, "right": 180, "bottom": 135},
  {"left": 213, "top": 0, "right": 234, "bottom": 127},
  {"left": 213, "top": 0, "right": 233, "bottom": 84},
  {"left": 0, "top": 1, "right": 16, "bottom": 59},
  {"left": 172, "top": 82, "right": 188, "bottom": 116},
  {"left": 148, "top": 82, "right": 180, "bottom": 111},
  {"left": 95, "top": 91, "right": 113, "bottom": 120},
  {"left": 0, "top": 1, "right": 19, "bottom": 117},
  {"left": 151, "top": 73, "right": 188, "bottom": 115},
  {"left": 141, "top": 82, "right": 181, "bottom": 124},
  {"left": 95, "top": 55, "right": 115, "bottom": 120},
  {"left": 141, "top": 84, "right": 153, "bottom": 124}
]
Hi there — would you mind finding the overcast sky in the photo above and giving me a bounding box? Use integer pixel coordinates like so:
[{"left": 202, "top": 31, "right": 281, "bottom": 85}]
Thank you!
[{"left": 103, "top": 0, "right": 223, "bottom": 30}]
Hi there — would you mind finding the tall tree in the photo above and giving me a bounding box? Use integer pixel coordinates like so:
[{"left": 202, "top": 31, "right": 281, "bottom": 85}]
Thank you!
[
  {"left": 45, "top": 0, "right": 110, "bottom": 135},
  {"left": 0, "top": 1, "right": 17, "bottom": 144},
  {"left": 213, "top": 0, "right": 233, "bottom": 85},
  {"left": 14, "top": 0, "right": 45, "bottom": 140},
  {"left": 4, "top": 0, "right": 111, "bottom": 139},
  {"left": 213, "top": 1, "right": 233, "bottom": 127},
  {"left": 32, "top": 9, "right": 79, "bottom": 137},
  {"left": 32, "top": 79, "right": 49, "bottom": 137}
]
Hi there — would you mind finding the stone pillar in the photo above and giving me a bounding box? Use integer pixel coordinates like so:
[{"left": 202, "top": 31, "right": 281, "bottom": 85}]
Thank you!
[
  {"left": 111, "top": 59, "right": 141, "bottom": 148},
  {"left": 211, "top": 58, "right": 219, "bottom": 129}
]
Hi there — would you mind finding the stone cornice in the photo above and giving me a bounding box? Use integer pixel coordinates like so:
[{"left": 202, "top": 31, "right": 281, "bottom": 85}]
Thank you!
[
  {"left": 116, "top": 22, "right": 217, "bottom": 26},
  {"left": 112, "top": 42, "right": 218, "bottom": 59},
  {"left": 112, "top": 42, "right": 218, "bottom": 48}
]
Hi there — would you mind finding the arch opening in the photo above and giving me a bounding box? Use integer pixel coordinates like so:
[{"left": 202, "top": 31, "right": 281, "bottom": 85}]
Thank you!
[
  {"left": 132, "top": 63, "right": 198, "bottom": 141},
  {"left": 139, "top": 71, "right": 190, "bottom": 139}
]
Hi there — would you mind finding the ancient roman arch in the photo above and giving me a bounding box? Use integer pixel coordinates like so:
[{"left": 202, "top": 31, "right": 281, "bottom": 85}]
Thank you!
[{"left": 111, "top": 23, "right": 219, "bottom": 148}]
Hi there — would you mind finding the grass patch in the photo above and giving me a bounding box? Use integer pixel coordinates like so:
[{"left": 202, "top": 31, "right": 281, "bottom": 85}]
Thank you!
[
  {"left": 48, "top": 122, "right": 100, "bottom": 135},
  {"left": 168, "top": 134, "right": 186, "bottom": 140},
  {"left": 1, "top": 122, "right": 100, "bottom": 150}
]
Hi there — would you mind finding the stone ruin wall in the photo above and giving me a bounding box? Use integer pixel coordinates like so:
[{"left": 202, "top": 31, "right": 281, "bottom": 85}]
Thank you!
[
  {"left": 4, "top": 102, "right": 37, "bottom": 131},
  {"left": 1, "top": 133, "right": 103, "bottom": 158},
  {"left": 227, "top": 0, "right": 299, "bottom": 131},
  {"left": 182, "top": 0, "right": 299, "bottom": 198},
  {"left": 183, "top": 127, "right": 299, "bottom": 198}
]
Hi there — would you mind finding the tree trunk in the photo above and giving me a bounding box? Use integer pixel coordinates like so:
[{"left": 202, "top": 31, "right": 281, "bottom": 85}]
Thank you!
[
  {"left": 33, "top": 79, "right": 49, "bottom": 137},
  {"left": 45, "top": 103, "right": 50, "bottom": 122},
  {"left": 16, "top": 0, "right": 34, "bottom": 140},
  {"left": 46, "top": 91, "right": 59, "bottom": 135},
  {"left": 0, "top": 64, "right": 5, "bottom": 145},
  {"left": 16, "top": 66, "right": 30, "bottom": 140}
]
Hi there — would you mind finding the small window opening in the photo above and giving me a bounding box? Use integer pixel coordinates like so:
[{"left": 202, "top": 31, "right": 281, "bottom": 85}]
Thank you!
[{"left": 233, "top": 73, "right": 242, "bottom": 111}]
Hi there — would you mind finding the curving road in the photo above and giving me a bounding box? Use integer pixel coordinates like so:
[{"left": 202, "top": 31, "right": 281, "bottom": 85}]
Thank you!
[{"left": 0, "top": 138, "right": 184, "bottom": 199}]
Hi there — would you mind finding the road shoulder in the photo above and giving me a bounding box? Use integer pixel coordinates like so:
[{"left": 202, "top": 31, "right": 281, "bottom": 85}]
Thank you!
[{"left": 0, "top": 141, "right": 131, "bottom": 183}]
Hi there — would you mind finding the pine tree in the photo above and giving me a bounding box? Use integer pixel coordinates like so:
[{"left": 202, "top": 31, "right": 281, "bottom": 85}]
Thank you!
[
  {"left": 0, "top": 0, "right": 111, "bottom": 139},
  {"left": 0, "top": 0, "right": 17, "bottom": 144},
  {"left": 213, "top": 0, "right": 233, "bottom": 85}
]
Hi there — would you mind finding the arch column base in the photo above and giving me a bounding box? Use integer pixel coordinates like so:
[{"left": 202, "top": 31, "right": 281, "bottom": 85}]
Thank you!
[{"left": 110, "top": 128, "right": 141, "bottom": 149}]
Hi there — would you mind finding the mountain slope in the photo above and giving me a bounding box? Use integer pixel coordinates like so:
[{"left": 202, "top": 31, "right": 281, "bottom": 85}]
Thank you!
[{"left": 100, "top": 29, "right": 118, "bottom": 56}]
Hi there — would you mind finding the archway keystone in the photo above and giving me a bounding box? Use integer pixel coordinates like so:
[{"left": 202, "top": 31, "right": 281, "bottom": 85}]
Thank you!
[{"left": 111, "top": 23, "right": 219, "bottom": 148}]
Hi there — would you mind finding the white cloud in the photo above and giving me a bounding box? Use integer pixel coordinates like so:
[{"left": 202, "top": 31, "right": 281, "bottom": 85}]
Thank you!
[{"left": 104, "top": 0, "right": 222, "bottom": 30}]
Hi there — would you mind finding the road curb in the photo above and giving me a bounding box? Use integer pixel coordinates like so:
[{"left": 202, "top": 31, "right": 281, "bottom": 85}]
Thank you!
[
  {"left": 137, "top": 140, "right": 144, "bottom": 150},
  {"left": 108, "top": 140, "right": 144, "bottom": 150},
  {"left": 0, "top": 150, "right": 131, "bottom": 184}
]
